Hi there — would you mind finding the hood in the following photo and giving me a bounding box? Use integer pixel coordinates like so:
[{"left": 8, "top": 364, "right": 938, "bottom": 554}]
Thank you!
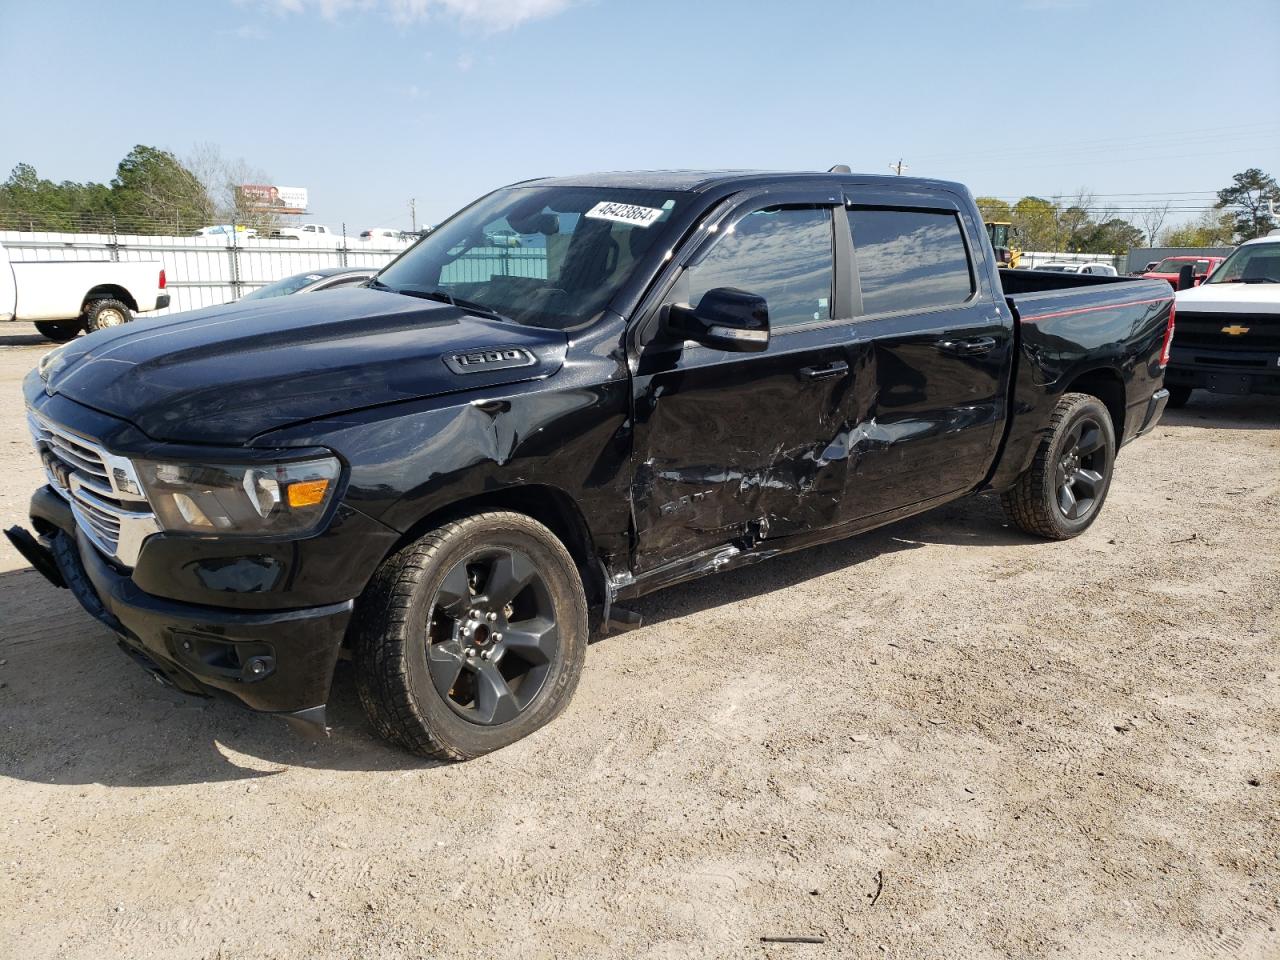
[
  {"left": 43, "top": 289, "right": 567, "bottom": 444},
  {"left": 1174, "top": 282, "right": 1280, "bottom": 314}
]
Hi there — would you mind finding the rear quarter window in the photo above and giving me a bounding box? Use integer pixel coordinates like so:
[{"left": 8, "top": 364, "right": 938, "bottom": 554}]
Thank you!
[{"left": 848, "top": 209, "right": 974, "bottom": 314}]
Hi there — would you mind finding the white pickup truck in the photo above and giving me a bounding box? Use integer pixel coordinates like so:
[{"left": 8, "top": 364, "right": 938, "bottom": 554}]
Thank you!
[
  {"left": 0, "top": 240, "right": 170, "bottom": 342},
  {"left": 1166, "top": 235, "right": 1280, "bottom": 405}
]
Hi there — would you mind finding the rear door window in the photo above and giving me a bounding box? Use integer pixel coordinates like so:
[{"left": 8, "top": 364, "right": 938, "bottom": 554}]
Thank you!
[
  {"left": 847, "top": 209, "right": 974, "bottom": 315},
  {"left": 683, "top": 207, "right": 834, "bottom": 329}
]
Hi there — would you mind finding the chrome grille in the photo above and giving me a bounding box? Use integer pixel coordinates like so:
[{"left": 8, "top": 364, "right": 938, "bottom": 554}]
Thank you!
[{"left": 27, "top": 411, "right": 160, "bottom": 566}]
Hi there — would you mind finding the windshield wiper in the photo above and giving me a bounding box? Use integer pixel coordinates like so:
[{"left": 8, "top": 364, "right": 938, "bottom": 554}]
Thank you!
[
  {"left": 389, "top": 287, "right": 516, "bottom": 323},
  {"left": 367, "top": 277, "right": 394, "bottom": 292}
]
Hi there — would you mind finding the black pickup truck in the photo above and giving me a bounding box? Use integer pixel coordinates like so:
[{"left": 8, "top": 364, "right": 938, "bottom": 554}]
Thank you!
[{"left": 8, "top": 170, "right": 1174, "bottom": 759}]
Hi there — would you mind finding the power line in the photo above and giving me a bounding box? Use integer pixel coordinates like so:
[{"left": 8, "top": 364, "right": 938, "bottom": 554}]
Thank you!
[{"left": 908, "top": 123, "right": 1279, "bottom": 163}]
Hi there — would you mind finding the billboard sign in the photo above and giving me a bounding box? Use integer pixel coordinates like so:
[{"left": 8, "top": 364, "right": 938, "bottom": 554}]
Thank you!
[{"left": 238, "top": 184, "right": 309, "bottom": 215}]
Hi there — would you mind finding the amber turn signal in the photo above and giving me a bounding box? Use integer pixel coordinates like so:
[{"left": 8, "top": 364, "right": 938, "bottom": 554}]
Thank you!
[{"left": 287, "top": 479, "right": 330, "bottom": 508}]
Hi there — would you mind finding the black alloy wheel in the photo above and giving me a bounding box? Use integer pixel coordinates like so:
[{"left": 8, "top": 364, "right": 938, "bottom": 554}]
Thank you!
[
  {"left": 1001, "top": 392, "right": 1117, "bottom": 540},
  {"left": 354, "top": 511, "right": 588, "bottom": 760},
  {"left": 1054, "top": 415, "right": 1108, "bottom": 522},
  {"left": 425, "top": 547, "right": 558, "bottom": 726}
]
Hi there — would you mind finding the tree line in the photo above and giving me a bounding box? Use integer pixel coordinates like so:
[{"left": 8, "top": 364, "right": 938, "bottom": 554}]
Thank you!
[
  {"left": 974, "top": 168, "right": 1275, "bottom": 253},
  {"left": 2, "top": 149, "right": 1276, "bottom": 251},
  {"left": 0, "top": 144, "right": 278, "bottom": 235}
]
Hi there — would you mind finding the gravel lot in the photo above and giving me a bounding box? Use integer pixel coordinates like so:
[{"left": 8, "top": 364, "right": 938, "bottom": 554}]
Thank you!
[{"left": 0, "top": 322, "right": 1276, "bottom": 960}]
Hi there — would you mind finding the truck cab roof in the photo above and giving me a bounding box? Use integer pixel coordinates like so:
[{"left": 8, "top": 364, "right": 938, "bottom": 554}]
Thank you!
[{"left": 521, "top": 169, "right": 970, "bottom": 196}]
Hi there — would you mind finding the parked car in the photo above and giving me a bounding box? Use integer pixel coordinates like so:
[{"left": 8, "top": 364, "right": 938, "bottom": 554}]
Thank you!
[
  {"left": 270, "top": 224, "right": 339, "bottom": 244},
  {"left": 1142, "top": 255, "right": 1226, "bottom": 289},
  {"left": 8, "top": 169, "right": 1173, "bottom": 759},
  {"left": 194, "top": 224, "right": 257, "bottom": 239},
  {"left": 240, "top": 267, "right": 376, "bottom": 301},
  {"left": 358, "top": 228, "right": 404, "bottom": 243},
  {"left": 1032, "top": 262, "right": 1119, "bottom": 275},
  {"left": 0, "top": 240, "right": 169, "bottom": 342},
  {"left": 1164, "top": 236, "right": 1280, "bottom": 406},
  {"left": 485, "top": 228, "right": 523, "bottom": 247}
]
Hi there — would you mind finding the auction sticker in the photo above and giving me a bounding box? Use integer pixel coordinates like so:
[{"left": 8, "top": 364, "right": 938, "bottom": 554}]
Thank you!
[{"left": 585, "top": 201, "right": 664, "bottom": 228}]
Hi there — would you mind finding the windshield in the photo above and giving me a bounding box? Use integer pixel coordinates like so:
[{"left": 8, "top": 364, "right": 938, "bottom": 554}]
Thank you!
[
  {"left": 1205, "top": 244, "right": 1280, "bottom": 284},
  {"left": 374, "top": 186, "right": 687, "bottom": 329},
  {"left": 1153, "top": 258, "right": 1210, "bottom": 275},
  {"left": 242, "top": 272, "right": 323, "bottom": 300}
]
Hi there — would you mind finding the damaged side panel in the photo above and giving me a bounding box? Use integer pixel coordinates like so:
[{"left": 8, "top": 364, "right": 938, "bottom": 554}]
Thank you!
[
  {"left": 255, "top": 322, "right": 637, "bottom": 566},
  {"left": 630, "top": 334, "right": 875, "bottom": 572},
  {"left": 629, "top": 303, "right": 1014, "bottom": 575}
]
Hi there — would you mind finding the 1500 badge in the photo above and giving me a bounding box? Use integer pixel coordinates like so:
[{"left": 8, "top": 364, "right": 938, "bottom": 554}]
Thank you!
[{"left": 444, "top": 348, "right": 537, "bottom": 375}]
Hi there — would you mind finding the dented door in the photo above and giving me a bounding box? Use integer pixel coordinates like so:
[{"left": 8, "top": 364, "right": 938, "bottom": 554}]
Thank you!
[
  {"left": 837, "top": 202, "right": 1014, "bottom": 518},
  {"left": 631, "top": 325, "right": 863, "bottom": 572},
  {"left": 629, "top": 200, "right": 860, "bottom": 573}
]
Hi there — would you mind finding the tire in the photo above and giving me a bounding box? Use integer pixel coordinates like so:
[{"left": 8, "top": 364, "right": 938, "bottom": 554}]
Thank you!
[
  {"left": 1001, "top": 392, "right": 1117, "bottom": 540},
  {"left": 83, "top": 298, "right": 132, "bottom": 333},
  {"left": 1165, "top": 384, "right": 1193, "bottom": 409},
  {"left": 354, "top": 511, "right": 588, "bottom": 760},
  {"left": 33, "top": 320, "right": 82, "bottom": 343}
]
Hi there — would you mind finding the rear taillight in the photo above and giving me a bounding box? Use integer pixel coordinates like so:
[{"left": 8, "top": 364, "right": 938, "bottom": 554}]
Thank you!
[
  {"left": 1159, "top": 301, "right": 1175, "bottom": 367},
  {"left": 159, "top": 269, "right": 167, "bottom": 289}
]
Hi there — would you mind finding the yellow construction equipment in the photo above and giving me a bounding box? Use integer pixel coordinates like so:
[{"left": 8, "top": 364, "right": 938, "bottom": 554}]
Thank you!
[{"left": 985, "top": 221, "right": 1021, "bottom": 268}]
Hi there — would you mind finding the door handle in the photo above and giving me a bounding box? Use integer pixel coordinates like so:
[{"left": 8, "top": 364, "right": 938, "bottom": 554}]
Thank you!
[
  {"left": 936, "top": 336, "right": 997, "bottom": 356},
  {"left": 799, "top": 360, "right": 850, "bottom": 381}
]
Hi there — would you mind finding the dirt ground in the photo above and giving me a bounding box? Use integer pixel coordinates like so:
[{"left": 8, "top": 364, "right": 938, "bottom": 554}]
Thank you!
[{"left": 0, "top": 322, "right": 1276, "bottom": 960}]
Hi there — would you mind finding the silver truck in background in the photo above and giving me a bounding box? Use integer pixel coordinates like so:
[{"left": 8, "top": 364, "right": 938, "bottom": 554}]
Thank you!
[{"left": 0, "top": 240, "right": 170, "bottom": 342}]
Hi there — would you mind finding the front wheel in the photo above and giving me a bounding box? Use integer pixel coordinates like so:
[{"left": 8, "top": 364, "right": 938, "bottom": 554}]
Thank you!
[
  {"left": 1165, "top": 384, "right": 1193, "bottom": 409},
  {"left": 33, "top": 320, "right": 82, "bottom": 342},
  {"left": 354, "top": 512, "right": 588, "bottom": 760},
  {"left": 1001, "top": 393, "right": 1117, "bottom": 540}
]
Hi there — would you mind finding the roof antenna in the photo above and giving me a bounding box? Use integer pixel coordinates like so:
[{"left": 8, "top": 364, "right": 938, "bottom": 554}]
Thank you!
[{"left": 828, "top": 164, "right": 851, "bottom": 174}]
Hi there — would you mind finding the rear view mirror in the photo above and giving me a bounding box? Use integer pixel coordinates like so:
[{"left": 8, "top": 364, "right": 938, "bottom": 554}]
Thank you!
[
  {"left": 665, "top": 287, "right": 769, "bottom": 352},
  {"left": 1177, "top": 264, "right": 1196, "bottom": 290},
  {"left": 508, "top": 212, "right": 560, "bottom": 236}
]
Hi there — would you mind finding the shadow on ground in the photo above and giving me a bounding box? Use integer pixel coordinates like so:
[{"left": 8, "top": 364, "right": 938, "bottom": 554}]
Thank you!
[
  {"left": 0, "top": 495, "right": 1023, "bottom": 788},
  {"left": 624, "top": 493, "right": 1022, "bottom": 630},
  {"left": 0, "top": 565, "right": 432, "bottom": 787},
  {"left": 0, "top": 329, "right": 58, "bottom": 348},
  {"left": 1161, "top": 392, "right": 1280, "bottom": 431}
]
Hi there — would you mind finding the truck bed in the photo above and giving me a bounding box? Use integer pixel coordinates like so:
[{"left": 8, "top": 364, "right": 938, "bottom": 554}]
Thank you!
[{"left": 986, "top": 269, "right": 1175, "bottom": 492}]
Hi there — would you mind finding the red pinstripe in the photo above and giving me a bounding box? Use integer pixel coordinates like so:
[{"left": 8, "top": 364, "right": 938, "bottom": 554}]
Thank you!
[{"left": 1021, "top": 296, "right": 1173, "bottom": 324}]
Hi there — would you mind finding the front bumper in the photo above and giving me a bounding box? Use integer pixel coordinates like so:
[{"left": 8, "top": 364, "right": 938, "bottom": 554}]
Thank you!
[
  {"left": 15, "top": 485, "right": 353, "bottom": 718},
  {"left": 1167, "top": 348, "right": 1280, "bottom": 397}
]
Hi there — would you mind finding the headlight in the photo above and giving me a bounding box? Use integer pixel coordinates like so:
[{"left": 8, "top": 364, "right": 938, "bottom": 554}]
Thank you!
[{"left": 135, "top": 456, "right": 341, "bottom": 536}]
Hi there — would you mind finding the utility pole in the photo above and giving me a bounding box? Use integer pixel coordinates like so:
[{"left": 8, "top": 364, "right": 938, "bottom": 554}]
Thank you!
[
  {"left": 889, "top": 159, "right": 908, "bottom": 176},
  {"left": 410, "top": 198, "right": 417, "bottom": 233}
]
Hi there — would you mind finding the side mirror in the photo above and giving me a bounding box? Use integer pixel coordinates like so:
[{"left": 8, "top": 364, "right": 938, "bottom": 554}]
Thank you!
[
  {"left": 664, "top": 287, "right": 769, "bottom": 352},
  {"left": 1177, "top": 264, "right": 1196, "bottom": 290}
]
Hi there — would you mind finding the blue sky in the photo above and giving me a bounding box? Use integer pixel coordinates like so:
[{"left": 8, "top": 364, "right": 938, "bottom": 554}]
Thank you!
[{"left": 1, "top": 0, "right": 1277, "bottom": 231}]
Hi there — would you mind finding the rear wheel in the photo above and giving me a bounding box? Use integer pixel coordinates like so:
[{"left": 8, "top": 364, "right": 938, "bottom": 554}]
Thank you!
[
  {"left": 1165, "top": 384, "right": 1193, "bottom": 409},
  {"left": 33, "top": 320, "right": 81, "bottom": 342},
  {"left": 1001, "top": 393, "right": 1116, "bottom": 540},
  {"left": 354, "top": 512, "right": 588, "bottom": 760},
  {"left": 83, "top": 298, "right": 131, "bottom": 333}
]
